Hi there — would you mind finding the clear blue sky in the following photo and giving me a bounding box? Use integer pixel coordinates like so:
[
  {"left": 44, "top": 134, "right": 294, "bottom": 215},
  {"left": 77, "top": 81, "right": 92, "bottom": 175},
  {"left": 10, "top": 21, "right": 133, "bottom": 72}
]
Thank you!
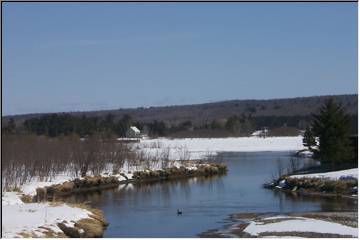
[{"left": 3, "top": 3, "right": 358, "bottom": 115}]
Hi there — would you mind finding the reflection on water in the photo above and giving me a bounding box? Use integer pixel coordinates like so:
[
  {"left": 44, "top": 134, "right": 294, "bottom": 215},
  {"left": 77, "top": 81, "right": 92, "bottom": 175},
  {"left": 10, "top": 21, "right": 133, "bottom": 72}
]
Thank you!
[
  {"left": 271, "top": 189, "right": 357, "bottom": 212},
  {"left": 66, "top": 151, "right": 357, "bottom": 237}
]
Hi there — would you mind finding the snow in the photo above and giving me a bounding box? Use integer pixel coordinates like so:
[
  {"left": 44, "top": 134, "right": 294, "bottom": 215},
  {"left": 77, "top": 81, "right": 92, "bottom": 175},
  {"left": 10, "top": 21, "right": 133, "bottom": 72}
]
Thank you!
[
  {"left": 136, "top": 136, "right": 304, "bottom": 160},
  {"left": 2, "top": 202, "right": 92, "bottom": 238},
  {"left": 20, "top": 174, "right": 75, "bottom": 196},
  {"left": 6, "top": 136, "right": 303, "bottom": 196},
  {"left": 297, "top": 150, "right": 313, "bottom": 157},
  {"left": 130, "top": 126, "right": 140, "bottom": 133},
  {"left": 263, "top": 215, "right": 290, "bottom": 220},
  {"left": 289, "top": 168, "right": 358, "bottom": 181},
  {"left": 244, "top": 216, "right": 358, "bottom": 237},
  {"left": 2, "top": 192, "right": 24, "bottom": 206}
]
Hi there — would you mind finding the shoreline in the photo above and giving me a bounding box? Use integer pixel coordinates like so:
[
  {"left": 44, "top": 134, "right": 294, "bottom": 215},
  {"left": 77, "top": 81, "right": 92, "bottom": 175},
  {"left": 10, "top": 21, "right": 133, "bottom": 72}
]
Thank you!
[
  {"left": 199, "top": 211, "right": 358, "bottom": 238},
  {"left": 263, "top": 168, "right": 358, "bottom": 199},
  {"left": 2, "top": 163, "right": 227, "bottom": 238}
]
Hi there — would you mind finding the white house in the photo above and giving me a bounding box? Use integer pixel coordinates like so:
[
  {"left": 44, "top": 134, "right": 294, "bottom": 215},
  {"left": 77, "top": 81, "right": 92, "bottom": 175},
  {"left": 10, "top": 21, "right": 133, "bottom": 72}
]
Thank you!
[{"left": 126, "top": 126, "right": 141, "bottom": 138}]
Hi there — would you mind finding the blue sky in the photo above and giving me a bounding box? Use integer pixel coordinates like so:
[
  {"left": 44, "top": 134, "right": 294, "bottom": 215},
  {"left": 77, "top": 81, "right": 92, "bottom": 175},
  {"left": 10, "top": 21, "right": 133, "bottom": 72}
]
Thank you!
[{"left": 3, "top": 3, "right": 357, "bottom": 115}]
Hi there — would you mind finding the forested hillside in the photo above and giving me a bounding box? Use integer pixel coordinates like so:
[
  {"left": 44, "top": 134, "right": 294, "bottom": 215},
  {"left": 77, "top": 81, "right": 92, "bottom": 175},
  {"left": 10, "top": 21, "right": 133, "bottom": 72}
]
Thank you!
[{"left": 3, "top": 94, "right": 357, "bottom": 137}]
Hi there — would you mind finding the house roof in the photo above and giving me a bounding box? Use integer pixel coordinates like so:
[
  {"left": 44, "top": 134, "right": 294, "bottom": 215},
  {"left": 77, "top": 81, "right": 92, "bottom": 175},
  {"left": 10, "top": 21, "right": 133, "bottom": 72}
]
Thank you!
[{"left": 130, "top": 126, "right": 140, "bottom": 133}]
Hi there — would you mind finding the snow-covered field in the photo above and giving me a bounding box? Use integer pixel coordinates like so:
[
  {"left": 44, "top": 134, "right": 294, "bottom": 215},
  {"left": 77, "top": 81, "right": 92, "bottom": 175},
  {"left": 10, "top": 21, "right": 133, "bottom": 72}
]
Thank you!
[
  {"left": 289, "top": 168, "right": 358, "bottom": 180},
  {"left": 2, "top": 192, "right": 92, "bottom": 238},
  {"left": 136, "top": 136, "right": 304, "bottom": 160},
  {"left": 243, "top": 215, "right": 358, "bottom": 237}
]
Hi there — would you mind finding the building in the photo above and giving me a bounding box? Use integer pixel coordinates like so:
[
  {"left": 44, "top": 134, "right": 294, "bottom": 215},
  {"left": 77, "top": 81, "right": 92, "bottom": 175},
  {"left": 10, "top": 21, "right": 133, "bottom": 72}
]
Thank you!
[{"left": 126, "top": 126, "right": 141, "bottom": 138}]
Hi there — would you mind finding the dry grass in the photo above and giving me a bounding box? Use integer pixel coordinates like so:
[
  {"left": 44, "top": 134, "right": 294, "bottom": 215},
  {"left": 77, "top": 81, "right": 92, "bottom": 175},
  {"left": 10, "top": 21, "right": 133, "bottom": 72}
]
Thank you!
[
  {"left": 74, "top": 218, "right": 105, "bottom": 238},
  {"left": 20, "top": 194, "right": 34, "bottom": 203},
  {"left": 34, "top": 176, "right": 120, "bottom": 201},
  {"left": 18, "top": 228, "right": 66, "bottom": 238},
  {"left": 284, "top": 177, "right": 357, "bottom": 194},
  {"left": 38, "top": 226, "right": 67, "bottom": 238},
  {"left": 133, "top": 163, "right": 227, "bottom": 181},
  {"left": 54, "top": 203, "right": 108, "bottom": 238}
]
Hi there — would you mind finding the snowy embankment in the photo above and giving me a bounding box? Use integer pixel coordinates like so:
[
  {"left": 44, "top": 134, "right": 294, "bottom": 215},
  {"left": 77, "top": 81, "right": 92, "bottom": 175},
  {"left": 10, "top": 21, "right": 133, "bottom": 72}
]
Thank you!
[
  {"left": 243, "top": 215, "right": 358, "bottom": 237},
  {"left": 136, "top": 136, "right": 304, "bottom": 160},
  {"left": 2, "top": 192, "right": 93, "bottom": 238},
  {"left": 289, "top": 168, "right": 358, "bottom": 180},
  {"left": 13, "top": 136, "right": 304, "bottom": 196}
]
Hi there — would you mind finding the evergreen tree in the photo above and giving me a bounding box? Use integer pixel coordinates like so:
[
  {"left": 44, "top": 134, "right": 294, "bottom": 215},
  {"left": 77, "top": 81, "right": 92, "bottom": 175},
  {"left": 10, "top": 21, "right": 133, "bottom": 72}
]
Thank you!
[
  {"left": 302, "top": 125, "right": 316, "bottom": 150},
  {"left": 310, "top": 99, "right": 354, "bottom": 169}
]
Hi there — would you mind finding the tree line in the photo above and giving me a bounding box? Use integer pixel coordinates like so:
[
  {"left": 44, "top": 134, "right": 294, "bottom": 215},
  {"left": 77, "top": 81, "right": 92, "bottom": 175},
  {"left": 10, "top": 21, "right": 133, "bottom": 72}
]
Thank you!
[{"left": 2, "top": 110, "right": 357, "bottom": 138}]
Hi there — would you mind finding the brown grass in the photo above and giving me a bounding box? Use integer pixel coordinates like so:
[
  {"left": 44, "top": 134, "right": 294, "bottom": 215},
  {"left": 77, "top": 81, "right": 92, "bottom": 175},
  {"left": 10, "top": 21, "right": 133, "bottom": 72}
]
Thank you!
[
  {"left": 285, "top": 177, "right": 357, "bottom": 194},
  {"left": 20, "top": 194, "right": 34, "bottom": 203},
  {"left": 74, "top": 218, "right": 105, "bottom": 238}
]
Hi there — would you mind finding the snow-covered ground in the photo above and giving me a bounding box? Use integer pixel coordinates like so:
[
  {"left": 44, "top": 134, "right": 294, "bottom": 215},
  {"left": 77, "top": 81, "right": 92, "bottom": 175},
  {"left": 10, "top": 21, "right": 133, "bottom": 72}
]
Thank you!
[
  {"left": 289, "top": 168, "right": 358, "bottom": 180},
  {"left": 243, "top": 215, "right": 358, "bottom": 237},
  {"left": 20, "top": 174, "right": 75, "bottom": 196},
  {"left": 5, "top": 136, "right": 305, "bottom": 197},
  {"left": 136, "top": 136, "right": 304, "bottom": 160},
  {"left": 2, "top": 192, "right": 92, "bottom": 238}
]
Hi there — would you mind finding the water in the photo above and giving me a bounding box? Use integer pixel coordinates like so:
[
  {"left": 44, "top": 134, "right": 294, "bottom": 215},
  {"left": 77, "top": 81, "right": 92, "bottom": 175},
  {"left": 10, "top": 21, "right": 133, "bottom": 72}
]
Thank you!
[{"left": 67, "top": 151, "right": 357, "bottom": 237}]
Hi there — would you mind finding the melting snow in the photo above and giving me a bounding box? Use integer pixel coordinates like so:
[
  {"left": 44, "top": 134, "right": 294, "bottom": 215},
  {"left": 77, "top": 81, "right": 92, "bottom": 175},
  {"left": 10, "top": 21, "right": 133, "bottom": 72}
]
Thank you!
[
  {"left": 289, "top": 168, "right": 358, "bottom": 180},
  {"left": 244, "top": 216, "right": 358, "bottom": 237}
]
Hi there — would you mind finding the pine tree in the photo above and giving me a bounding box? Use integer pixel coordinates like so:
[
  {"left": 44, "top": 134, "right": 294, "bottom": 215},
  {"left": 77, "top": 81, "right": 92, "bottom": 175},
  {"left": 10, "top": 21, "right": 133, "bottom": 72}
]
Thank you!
[
  {"left": 310, "top": 99, "right": 354, "bottom": 169},
  {"left": 302, "top": 125, "right": 316, "bottom": 150}
]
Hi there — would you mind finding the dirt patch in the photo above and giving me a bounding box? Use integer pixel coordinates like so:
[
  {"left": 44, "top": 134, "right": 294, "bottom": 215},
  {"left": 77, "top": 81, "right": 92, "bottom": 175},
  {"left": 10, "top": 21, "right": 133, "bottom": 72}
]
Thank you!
[
  {"left": 231, "top": 213, "right": 260, "bottom": 220},
  {"left": 230, "top": 223, "right": 252, "bottom": 238}
]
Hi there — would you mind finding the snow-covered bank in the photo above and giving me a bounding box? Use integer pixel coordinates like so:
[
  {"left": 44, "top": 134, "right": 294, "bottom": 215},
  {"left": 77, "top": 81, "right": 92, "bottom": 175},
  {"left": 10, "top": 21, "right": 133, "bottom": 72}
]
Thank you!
[
  {"left": 266, "top": 168, "right": 358, "bottom": 197},
  {"left": 243, "top": 215, "right": 358, "bottom": 237},
  {"left": 289, "top": 168, "right": 358, "bottom": 180},
  {"left": 6, "top": 136, "right": 304, "bottom": 196},
  {"left": 136, "top": 136, "right": 304, "bottom": 160},
  {"left": 202, "top": 212, "right": 358, "bottom": 238},
  {"left": 2, "top": 193, "right": 95, "bottom": 238}
]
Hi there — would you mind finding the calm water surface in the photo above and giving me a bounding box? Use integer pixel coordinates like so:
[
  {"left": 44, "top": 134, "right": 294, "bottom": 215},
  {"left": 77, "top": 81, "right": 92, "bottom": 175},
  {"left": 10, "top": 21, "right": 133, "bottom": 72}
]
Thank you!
[{"left": 68, "top": 151, "right": 357, "bottom": 237}]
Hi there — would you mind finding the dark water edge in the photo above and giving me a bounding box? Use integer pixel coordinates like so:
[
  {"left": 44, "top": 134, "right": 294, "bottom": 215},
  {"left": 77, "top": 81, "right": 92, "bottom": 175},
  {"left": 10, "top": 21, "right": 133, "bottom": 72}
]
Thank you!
[{"left": 65, "top": 151, "right": 358, "bottom": 237}]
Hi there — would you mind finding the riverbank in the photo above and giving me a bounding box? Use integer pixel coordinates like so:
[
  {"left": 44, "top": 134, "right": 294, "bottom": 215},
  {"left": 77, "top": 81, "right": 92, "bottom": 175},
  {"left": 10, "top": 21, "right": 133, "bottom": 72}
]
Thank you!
[
  {"left": 199, "top": 211, "right": 358, "bottom": 238},
  {"left": 2, "top": 162, "right": 227, "bottom": 237},
  {"left": 2, "top": 192, "right": 108, "bottom": 238},
  {"left": 264, "top": 168, "right": 358, "bottom": 198}
]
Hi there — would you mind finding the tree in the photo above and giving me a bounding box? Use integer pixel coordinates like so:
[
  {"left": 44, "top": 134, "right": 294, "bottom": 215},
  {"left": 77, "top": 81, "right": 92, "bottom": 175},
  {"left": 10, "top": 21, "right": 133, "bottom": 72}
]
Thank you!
[
  {"left": 225, "top": 115, "right": 241, "bottom": 133},
  {"left": 302, "top": 125, "right": 316, "bottom": 150},
  {"left": 309, "top": 99, "right": 354, "bottom": 169}
]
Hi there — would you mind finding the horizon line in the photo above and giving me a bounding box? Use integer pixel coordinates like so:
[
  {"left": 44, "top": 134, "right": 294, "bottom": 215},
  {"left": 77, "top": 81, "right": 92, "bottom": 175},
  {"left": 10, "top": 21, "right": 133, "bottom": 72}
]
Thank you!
[{"left": 3, "top": 93, "right": 357, "bottom": 118}]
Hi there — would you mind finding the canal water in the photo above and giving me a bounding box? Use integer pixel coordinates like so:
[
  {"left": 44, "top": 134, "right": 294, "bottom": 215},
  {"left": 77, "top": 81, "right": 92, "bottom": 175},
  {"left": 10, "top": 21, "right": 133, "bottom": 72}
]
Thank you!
[{"left": 67, "top": 151, "right": 357, "bottom": 237}]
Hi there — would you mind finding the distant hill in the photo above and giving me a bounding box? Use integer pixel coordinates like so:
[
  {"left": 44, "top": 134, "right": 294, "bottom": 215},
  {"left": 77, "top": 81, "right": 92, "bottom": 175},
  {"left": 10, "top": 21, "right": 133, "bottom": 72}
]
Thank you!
[{"left": 4, "top": 94, "right": 358, "bottom": 126}]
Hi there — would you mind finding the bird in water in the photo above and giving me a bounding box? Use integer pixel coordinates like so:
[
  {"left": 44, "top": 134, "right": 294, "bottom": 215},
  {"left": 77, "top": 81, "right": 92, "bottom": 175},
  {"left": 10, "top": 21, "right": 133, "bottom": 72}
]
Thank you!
[{"left": 177, "top": 209, "right": 182, "bottom": 215}]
